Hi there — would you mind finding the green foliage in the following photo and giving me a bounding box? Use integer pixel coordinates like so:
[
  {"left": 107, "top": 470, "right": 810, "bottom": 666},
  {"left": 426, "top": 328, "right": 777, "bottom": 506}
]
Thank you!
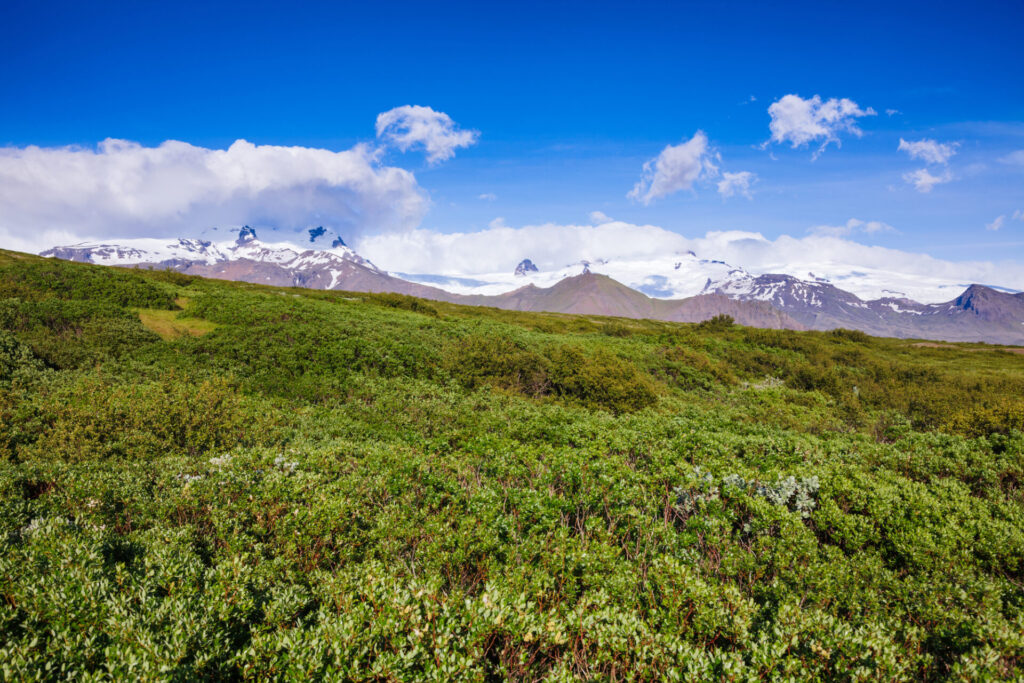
[
  {"left": 6, "top": 372, "right": 281, "bottom": 463},
  {"left": 366, "top": 291, "right": 441, "bottom": 317},
  {"left": 0, "top": 259, "right": 175, "bottom": 308},
  {"left": 697, "top": 313, "right": 735, "bottom": 331},
  {"left": 546, "top": 344, "right": 658, "bottom": 413},
  {"left": 447, "top": 330, "right": 551, "bottom": 397},
  {"left": 0, "top": 330, "right": 45, "bottom": 387},
  {"left": 1, "top": 250, "right": 1024, "bottom": 679},
  {"left": 0, "top": 298, "right": 162, "bottom": 369},
  {"left": 944, "top": 397, "right": 1024, "bottom": 438}
]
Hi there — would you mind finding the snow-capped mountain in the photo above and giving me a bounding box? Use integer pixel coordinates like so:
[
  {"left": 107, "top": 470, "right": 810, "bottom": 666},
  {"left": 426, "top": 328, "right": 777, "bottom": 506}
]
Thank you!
[
  {"left": 701, "top": 272, "right": 1024, "bottom": 343},
  {"left": 37, "top": 227, "right": 1024, "bottom": 343},
  {"left": 40, "top": 227, "right": 447, "bottom": 296},
  {"left": 44, "top": 225, "right": 376, "bottom": 271},
  {"left": 398, "top": 250, "right": 748, "bottom": 299}
]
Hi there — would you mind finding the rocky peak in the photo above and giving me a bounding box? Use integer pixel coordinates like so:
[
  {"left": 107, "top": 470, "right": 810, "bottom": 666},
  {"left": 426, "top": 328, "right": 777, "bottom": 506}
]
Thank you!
[
  {"left": 514, "top": 258, "right": 539, "bottom": 276},
  {"left": 307, "top": 226, "right": 348, "bottom": 250},
  {"left": 236, "top": 226, "right": 258, "bottom": 245},
  {"left": 950, "top": 284, "right": 1024, "bottom": 322}
]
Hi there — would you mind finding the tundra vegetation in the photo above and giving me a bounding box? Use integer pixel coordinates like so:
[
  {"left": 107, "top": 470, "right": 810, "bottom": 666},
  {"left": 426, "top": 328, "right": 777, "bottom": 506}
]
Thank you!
[{"left": 1, "top": 249, "right": 1023, "bottom": 680}]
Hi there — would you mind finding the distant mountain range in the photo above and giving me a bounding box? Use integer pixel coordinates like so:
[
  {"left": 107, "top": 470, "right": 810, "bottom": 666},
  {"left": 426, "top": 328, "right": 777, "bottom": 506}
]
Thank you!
[{"left": 41, "top": 227, "right": 1024, "bottom": 344}]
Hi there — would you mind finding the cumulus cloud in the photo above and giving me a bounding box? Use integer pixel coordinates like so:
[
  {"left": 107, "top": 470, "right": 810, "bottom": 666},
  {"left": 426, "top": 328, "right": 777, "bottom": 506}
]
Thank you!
[
  {"left": 986, "top": 215, "right": 1006, "bottom": 231},
  {"left": 717, "top": 171, "right": 757, "bottom": 199},
  {"left": 356, "top": 219, "right": 1024, "bottom": 300},
  {"left": 809, "top": 218, "right": 895, "bottom": 237},
  {"left": 589, "top": 210, "right": 613, "bottom": 224},
  {"left": 375, "top": 105, "right": 479, "bottom": 164},
  {"left": 765, "top": 94, "right": 876, "bottom": 157},
  {"left": 0, "top": 138, "right": 428, "bottom": 252},
  {"left": 898, "top": 138, "right": 958, "bottom": 165},
  {"left": 886, "top": 109, "right": 900, "bottom": 117},
  {"left": 478, "top": 192, "right": 497, "bottom": 201},
  {"left": 628, "top": 131, "right": 719, "bottom": 204},
  {"left": 903, "top": 167, "right": 953, "bottom": 193}
]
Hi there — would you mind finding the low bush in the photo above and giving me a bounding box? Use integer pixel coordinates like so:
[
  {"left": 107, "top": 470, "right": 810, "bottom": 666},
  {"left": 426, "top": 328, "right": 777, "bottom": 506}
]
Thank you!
[
  {"left": 1, "top": 251, "right": 1023, "bottom": 679},
  {"left": 547, "top": 344, "right": 658, "bottom": 413}
]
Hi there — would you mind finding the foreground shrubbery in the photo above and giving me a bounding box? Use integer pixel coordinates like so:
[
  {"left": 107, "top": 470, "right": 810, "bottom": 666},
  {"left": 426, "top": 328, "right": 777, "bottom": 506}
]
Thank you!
[{"left": 1, "top": 251, "right": 1023, "bottom": 680}]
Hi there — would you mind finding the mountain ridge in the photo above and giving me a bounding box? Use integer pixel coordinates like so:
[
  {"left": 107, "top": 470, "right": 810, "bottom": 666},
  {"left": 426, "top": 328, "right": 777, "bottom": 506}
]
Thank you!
[{"left": 39, "top": 228, "right": 1024, "bottom": 343}]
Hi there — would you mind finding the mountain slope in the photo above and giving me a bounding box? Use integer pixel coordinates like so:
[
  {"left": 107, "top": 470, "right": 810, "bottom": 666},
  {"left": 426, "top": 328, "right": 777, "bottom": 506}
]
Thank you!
[
  {"left": 42, "top": 228, "right": 451, "bottom": 299},
  {"left": 705, "top": 273, "right": 1024, "bottom": 344},
  {"left": 459, "top": 273, "right": 803, "bottom": 329},
  {"left": 40, "top": 232, "right": 801, "bottom": 328},
  {"left": 39, "top": 229, "right": 1024, "bottom": 342}
]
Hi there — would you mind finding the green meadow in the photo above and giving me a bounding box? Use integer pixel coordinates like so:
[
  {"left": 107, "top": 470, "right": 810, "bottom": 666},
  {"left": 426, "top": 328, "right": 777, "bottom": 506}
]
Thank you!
[{"left": 1, "top": 250, "right": 1022, "bottom": 680}]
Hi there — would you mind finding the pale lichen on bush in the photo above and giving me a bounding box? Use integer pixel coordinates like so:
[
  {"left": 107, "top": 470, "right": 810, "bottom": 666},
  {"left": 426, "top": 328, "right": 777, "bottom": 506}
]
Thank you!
[{"left": 675, "top": 467, "right": 820, "bottom": 517}]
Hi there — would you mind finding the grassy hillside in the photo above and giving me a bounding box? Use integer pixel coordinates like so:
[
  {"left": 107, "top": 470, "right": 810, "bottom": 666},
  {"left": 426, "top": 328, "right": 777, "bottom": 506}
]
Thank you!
[{"left": 1, "top": 249, "right": 1023, "bottom": 680}]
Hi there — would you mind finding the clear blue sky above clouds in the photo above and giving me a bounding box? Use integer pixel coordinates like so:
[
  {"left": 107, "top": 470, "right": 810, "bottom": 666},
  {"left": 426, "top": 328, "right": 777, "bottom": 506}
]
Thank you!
[{"left": 1, "top": 0, "right": 1023, "bottom": 261}]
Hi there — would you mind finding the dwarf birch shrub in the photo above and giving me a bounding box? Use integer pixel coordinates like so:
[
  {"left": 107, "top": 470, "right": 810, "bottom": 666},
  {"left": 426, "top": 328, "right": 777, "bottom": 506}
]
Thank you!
[{"left": 2, "top": 250, "right": 1024, "bottom": 679}]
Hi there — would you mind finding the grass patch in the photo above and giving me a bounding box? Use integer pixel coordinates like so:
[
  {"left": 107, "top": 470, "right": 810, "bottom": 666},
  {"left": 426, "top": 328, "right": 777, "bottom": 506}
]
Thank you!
[{"left": 137, "top": 308, "right": 217, "bottom": 340}]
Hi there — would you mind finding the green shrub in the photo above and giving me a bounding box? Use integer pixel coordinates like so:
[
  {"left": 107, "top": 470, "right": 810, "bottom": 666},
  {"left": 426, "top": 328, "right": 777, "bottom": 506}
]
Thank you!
[
  {"left": 697, "top": 314, "right": 734, "bottom": 331},
  {"left": 0, "top": 330, "right": 45, "bottom": 387},
  {"left": 448, "top": 332, "right": 551, "bottom": 397},
  {"left": 829, "top": 327, "right": 872, "bottom": 343},
  {"left": 944, "top": 398, "right": 1024, "bottom": 438},
  {"left": 1, "top": 251, "right": 1023, "bottom": 680},
  {"left": 547, "top": 344, "right": 658, "bottom": 413},
  {"left": 0, "top": 259, "right": 176, "bottom": 308},
  {"left": 367, "top": 292, "right": 439, "bottom": 317},
  {"left": 10, "top": 373, "right": 280, "bottom": 462}
]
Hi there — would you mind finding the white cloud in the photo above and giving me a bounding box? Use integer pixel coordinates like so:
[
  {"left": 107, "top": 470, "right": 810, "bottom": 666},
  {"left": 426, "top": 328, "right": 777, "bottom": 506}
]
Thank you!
[
  {"left": 717, "top": 171, "right": 757, "bottom": 199},
  {"left": 902, "top": 167, "right": 953, "bottom": 193},
  {"left": 986, "top": 215, "right": 1006, "bottom": 231},
  {"left": 898, "top": 138, "right": 958, "bottom": 165},
  {"left": 356, "top": 219, "right": 1024, "bottom": 301},
  {"left": 0, "top": 138, "right": 427, "bottom": 252},
  {"left": 478, "top": 192, "right": 497, "bottom": 201},
  {"left": 809, "top": 218, "right": 895, "bottom": 237},
  {"left": 765, "top": 94, "right": 876, "bottom": 157},
  {"left": 1000, "top": 150, "right": 1024, "bottom": 166},
  {"left": 886, "top": 109, "right": 900, "bottom": 117},
  {"left": 628, "top": 131, "right": 718, "bottom": 204},
  {"left": 588, "top": 210, "right": 613, "bottom": 224},
  {"left": 375, "top": 105, "right": 479, "bottom": 164},
  {"left": 360, "top": 221, "right": 691, "bottom": 274},
  {"left": 1014, "top": 209, "right": 1024, "bottom": 221}
]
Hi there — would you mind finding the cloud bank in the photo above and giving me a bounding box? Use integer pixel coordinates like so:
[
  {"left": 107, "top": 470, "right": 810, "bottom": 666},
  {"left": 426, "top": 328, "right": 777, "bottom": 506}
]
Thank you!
[
  {"left": 0, "top": 138, "right": 429, "bottom": 251},
  {"left": 375, "top": 105, "right": 479, "bottom": 164},
  {"left": 766, "top": 94, "right": 876, "bottom": 157},
  {"left": 356, "top": 218, "right": 1024, "bottom": 298}
]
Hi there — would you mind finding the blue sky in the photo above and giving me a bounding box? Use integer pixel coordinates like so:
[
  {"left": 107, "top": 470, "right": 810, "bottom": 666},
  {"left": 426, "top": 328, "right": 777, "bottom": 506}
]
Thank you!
[{"left": 1, "top": 0, "right": 1023, "bottom": 267}]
